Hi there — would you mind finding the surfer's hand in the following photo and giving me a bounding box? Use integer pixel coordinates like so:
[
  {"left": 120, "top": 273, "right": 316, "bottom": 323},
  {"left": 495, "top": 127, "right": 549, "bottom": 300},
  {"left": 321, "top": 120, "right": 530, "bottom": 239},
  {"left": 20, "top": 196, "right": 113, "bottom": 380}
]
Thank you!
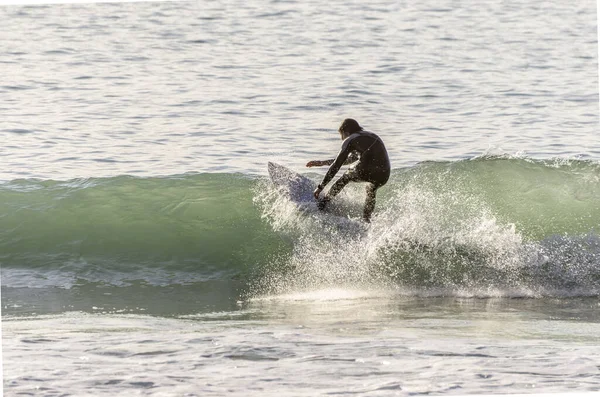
[
  {"left": 306, "top": 160, "right": 322, "bottom": 167},
  {"left": 313, "top": 185, "right": 323, "bottom": 200}
]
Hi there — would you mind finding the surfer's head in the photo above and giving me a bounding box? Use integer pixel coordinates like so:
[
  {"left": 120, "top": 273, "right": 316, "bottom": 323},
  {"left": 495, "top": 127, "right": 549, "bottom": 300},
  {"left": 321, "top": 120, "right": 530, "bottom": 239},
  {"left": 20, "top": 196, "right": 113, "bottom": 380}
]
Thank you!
[{"left": 338, "top": 118, "right": 363, "bottom": 139}]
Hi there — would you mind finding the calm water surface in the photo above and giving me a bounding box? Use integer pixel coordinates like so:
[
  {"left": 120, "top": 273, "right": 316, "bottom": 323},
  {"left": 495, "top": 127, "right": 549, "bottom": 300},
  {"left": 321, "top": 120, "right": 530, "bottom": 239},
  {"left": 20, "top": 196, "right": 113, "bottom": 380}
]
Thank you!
[{"left": 1, "top": 0, "right": 598, "bottom": 179}]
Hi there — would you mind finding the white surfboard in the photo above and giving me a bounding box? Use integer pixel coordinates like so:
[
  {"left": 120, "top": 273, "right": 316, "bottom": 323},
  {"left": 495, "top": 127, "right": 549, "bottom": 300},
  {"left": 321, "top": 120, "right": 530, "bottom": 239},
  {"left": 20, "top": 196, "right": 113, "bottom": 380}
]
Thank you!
[
  {"left": 267, "top": 162, "right": 367, "bottom": 232},
  {"left": 268, "top": 162, "right": 316, "bottom": 204}
]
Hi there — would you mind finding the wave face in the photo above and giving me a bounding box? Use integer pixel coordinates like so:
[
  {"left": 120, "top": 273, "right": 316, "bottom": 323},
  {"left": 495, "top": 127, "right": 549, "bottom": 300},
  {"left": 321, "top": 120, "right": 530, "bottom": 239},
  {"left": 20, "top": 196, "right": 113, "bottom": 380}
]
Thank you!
[
  {"left": 2, "top": 157, "right": 600, "bottom": 297},
  {"left": 0, "top": 173, "right": 285, "bottom": 288}
]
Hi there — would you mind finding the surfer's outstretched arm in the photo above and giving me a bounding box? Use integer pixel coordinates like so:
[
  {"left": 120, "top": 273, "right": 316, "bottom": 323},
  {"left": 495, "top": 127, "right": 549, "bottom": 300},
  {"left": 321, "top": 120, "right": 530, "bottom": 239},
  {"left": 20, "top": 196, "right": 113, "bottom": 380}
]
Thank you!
[
  {"left": 306, "top": 152, "right": 358, "bottom": 168},
  {"left": 306, "top": 159, "right": 334, "bottom": 167}
]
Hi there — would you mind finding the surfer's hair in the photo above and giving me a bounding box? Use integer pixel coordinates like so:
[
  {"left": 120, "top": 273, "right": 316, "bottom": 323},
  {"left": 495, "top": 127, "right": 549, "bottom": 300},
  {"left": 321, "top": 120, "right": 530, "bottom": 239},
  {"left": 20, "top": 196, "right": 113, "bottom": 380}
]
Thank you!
[{"left": 339, "top": 118, "right": 363, "bottom": 134}]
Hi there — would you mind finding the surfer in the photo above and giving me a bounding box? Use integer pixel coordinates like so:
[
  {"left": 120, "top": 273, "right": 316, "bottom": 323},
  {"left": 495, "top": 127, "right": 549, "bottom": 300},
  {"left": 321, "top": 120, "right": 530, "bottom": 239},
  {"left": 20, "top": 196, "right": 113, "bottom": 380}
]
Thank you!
[{"left": 306, "top": 118, "right": 390, "bottom": 222}]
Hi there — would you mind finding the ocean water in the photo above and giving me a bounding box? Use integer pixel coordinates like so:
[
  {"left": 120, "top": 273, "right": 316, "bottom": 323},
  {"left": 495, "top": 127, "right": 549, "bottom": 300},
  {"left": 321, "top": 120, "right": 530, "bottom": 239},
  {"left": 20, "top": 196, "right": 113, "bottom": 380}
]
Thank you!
[{"left": 1, "top": 0, "right": 600, "bottom": 396}]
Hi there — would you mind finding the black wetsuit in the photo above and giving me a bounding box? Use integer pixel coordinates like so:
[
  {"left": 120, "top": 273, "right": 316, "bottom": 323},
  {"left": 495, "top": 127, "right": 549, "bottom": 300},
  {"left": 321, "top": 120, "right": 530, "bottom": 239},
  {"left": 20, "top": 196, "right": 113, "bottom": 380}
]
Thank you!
[{"left": 319, "top": 131, "right": 390, "bottom": 221}]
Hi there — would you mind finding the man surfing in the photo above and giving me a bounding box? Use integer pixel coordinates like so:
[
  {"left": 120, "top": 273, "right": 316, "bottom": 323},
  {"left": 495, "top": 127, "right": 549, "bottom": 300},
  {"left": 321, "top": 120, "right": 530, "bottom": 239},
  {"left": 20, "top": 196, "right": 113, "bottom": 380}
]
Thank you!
[{"left": 306, "top": 118, "right": 390, "bottom": 222}]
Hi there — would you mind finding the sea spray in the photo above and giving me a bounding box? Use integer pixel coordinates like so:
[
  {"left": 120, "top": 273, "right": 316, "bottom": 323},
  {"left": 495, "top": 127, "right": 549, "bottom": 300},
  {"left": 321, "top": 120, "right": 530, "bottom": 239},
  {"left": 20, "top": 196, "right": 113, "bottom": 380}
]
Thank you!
[
  {"left": 251, "top": 157, "right": 600, "bottom": 298},
  {"left": 252, "top": 170, "right": 528, "bottom": 297},
  {"left": 252, "top": 176, "right": 377, "bottom": 295}
]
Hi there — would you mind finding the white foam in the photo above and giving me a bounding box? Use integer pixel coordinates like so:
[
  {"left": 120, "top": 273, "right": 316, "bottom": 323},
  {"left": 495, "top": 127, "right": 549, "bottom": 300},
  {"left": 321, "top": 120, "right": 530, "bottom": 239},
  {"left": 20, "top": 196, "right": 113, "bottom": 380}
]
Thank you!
[{"left": 254, "top": 175, "right": 600, "bottom": 298}]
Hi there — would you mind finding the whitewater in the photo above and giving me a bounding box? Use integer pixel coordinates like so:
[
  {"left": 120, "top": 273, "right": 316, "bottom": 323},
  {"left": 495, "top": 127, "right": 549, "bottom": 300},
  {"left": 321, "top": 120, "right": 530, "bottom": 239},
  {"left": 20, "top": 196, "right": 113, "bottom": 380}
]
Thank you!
[{"left": 2, "top": 0, "right": 599, "bottom": 396}]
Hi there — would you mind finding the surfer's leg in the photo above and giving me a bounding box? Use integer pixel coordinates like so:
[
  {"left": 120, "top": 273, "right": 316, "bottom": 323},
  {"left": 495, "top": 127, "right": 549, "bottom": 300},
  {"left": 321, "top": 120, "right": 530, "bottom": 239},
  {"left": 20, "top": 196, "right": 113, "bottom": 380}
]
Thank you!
[
  {"left": 363, "top": 183, "right": 378, "bottom": 222},
  {"left": 327, "top": 171, "right": 356, "bottom": 199},
  {"left": 319, "top": 171, "right": 356, "bottom": 210}
]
